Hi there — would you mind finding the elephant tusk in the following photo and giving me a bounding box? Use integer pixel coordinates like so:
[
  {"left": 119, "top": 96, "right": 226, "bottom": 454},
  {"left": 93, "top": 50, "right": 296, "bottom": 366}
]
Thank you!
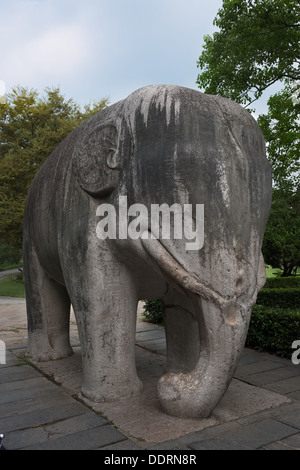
[{"left": 140, "top": 231, "right": 225, "bottom": 308}]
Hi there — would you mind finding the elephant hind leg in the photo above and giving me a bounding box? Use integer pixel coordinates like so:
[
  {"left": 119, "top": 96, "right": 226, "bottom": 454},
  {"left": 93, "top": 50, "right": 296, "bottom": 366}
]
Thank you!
[{"left": 24, "top": 243, "right": 73, "bottom": 362}]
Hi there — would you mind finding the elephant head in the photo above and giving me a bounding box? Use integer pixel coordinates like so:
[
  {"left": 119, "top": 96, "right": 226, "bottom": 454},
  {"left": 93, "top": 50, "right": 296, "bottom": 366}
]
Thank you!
[{"left": 73, "top": 85, "right": 272, "bottom": 418}]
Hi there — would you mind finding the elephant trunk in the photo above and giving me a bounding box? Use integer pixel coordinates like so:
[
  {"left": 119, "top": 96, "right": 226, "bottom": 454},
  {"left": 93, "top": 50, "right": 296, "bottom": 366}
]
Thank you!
[
  {"left": 141, "top": 234, "right": 253, "bottom": 418},
  {"left": 157, "top": 295, "right": 251, "bottom": 418}
]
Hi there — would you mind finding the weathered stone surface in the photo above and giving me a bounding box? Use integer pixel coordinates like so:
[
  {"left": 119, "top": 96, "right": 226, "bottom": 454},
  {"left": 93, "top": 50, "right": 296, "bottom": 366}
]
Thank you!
[{"left": 23, "top": 85, "right": 272, "bottom": 418}]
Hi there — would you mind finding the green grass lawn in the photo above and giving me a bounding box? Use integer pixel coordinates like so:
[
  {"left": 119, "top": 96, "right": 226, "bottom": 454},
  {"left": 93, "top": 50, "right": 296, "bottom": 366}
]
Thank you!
[
  {"left": 0, "top": 275, "right": 25, "bottom": 298},
  {"left": 265, "top": 265, "right": 282, "bottom": 278}
]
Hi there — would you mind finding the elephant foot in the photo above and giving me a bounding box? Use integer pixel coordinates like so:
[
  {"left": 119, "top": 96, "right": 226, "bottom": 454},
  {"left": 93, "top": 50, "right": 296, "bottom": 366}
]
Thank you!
[
  {"left": 27, "top": 332, "right": 73, "bottom": 362},
  {"left": 158, "top": 371, "right": 215, "bottom": 419},
  {"left": 81, "top": 377, "right": 143, "bottom": 403},
  {"left": 27, "top": 345, "right": 73, "bottom": 362}
]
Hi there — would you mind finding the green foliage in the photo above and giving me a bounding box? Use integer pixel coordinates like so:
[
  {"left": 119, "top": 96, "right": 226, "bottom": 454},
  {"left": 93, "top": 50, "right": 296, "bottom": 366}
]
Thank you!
[
  {"left": 0, "top": 243, "right": 22, "bottom": 268},
  {"left": 265, "top": 276, "right": 300, "bottom": 289},
  {"left": 196, "top": 0, "right": 300, "bottom": 274},
  {"left": 246, "top": 305, "right": 300, "bottom": 358},
  {"left": 256, "top": 288, "right": 300, "bottom": 309},
  {"left": 262, "top": 188, "right": 300, "bottom": 276},
  {"left": 0, "top": 86, "right": 109, "bottom": 259},
  {"left": 257, "top": 84, "right": 300, "bottom": 190},
  {"left": 142, "top": 300, "right": 163, "bottom": 324},
  {"left": 196, "top": 0, "right": 299, "bottom": 108},
  {"left": 248, "top": 273, "right": 300, "bottom": 357},
  {"left": 142, "top": 296, "right": 300, "bottom": 359}
]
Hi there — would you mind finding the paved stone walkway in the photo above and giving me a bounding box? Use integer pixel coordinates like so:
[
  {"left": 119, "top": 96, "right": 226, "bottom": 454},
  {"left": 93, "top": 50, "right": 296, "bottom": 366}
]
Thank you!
[{"left": 0, "top": 297, "right": 300, "bottom": 450}]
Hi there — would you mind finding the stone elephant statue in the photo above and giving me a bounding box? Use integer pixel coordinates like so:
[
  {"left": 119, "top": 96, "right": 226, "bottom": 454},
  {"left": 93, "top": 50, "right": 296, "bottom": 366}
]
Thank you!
[{"left": 23, "top": 85, "right": 272, "bottom": 418}]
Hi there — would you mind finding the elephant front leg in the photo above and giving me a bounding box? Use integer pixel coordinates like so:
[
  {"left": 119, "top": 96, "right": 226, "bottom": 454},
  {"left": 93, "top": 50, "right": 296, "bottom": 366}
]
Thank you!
[{"left": 69, "top": 266, "right": 143, "bottom": 403}]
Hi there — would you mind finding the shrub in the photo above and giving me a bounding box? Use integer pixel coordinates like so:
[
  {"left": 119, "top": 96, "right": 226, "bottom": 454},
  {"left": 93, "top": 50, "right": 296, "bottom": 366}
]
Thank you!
[
  {"left": 246, "top": 305, "right": 300, "bottom": 358},
  {"left": 13, "top": 272, "right": 24, "bottom": 283},
  {"left": 0, "top": 243, "right": 22, "bottom": 269},
  {"left": 142, "top": 288, "right": 300, "bottom": 360},
  {"left": 264, "top": 276, "right": 300, "bottom": 289},
  {"left": 256, "top": 288, "right": 300, "bottom": 308},
  {"left": 142, "top": 300, "right": 163, "bottom": 324}
]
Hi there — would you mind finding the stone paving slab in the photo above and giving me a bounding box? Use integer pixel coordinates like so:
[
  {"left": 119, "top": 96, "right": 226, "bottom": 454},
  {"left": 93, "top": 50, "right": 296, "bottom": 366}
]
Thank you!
[
  {"left": 289, "top": 390, "right": 300, "bottom": 401},
  {"left": 0, "top": 363, "right": 41, "bottom": 386},
  {"left": 22, "top": 424, "right": 127, "bottom": 450},
  {"left": 148, "top": 405, "right": 300, "bottom": 450},
  {"left": 263, "top": 376, "right": 300, "bottom": 395},
  {"left": 0, "top": 377, "right": 60, "bottom": 408},
  {"left": 0, "top": 298, "right": 300, "bottom": 450},
  {"left": 17, "top": 341, "right": 291, "bottom": 446},
  {"left": 0, "top": 360, "right": 129, "bottom": 450},
  {"left": 188, "top": 419, "right": 299, "bottom": 450},
  {"left": 238, "top": 365, "right": 300, "bottom": 387},
  {"left": 275, "top": 433, "right": 300, "bottom": 449},
  {"left": 235, "top": 360, "right": 288, "bottom": 378},
  {"left": 4, "top": 412, "right": 107, "bottom": 450},
  {"left": 236, "top": 401, "right": 300, "bottom": 426}
]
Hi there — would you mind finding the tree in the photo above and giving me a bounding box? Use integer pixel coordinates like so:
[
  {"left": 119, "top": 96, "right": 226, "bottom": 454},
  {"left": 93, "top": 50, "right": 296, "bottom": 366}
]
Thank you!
[
  {"left": 0, "top": 86, "right": 108, "bottom": 260},
  {"left": 257, "top": 83, "right": 300, "bottom": 190},
  {"left": 196, "top": 0, "right": 300, "bottom": 275},
  {"left": 262, "top": 188, "right": 300, "bottom": 276},
  {"left": 257, "top": 84, "right": 300, "bottom": 275},
  {"left": 196, "top": 0, "right": 299, "bottom": 108}
]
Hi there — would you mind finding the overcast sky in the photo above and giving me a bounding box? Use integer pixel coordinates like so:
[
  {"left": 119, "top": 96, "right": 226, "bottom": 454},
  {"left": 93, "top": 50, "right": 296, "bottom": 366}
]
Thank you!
[
  {"left": 1, "top": 0, "right": 277, "bottom": 116},
  {"left": 0, "top": 0, "right": 224, "bottom": 105}
]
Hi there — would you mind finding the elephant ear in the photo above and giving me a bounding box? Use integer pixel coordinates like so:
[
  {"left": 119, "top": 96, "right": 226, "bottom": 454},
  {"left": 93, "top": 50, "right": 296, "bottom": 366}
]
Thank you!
[{"left": 74, "top": 124, "right": 121, "bottom": 197}]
